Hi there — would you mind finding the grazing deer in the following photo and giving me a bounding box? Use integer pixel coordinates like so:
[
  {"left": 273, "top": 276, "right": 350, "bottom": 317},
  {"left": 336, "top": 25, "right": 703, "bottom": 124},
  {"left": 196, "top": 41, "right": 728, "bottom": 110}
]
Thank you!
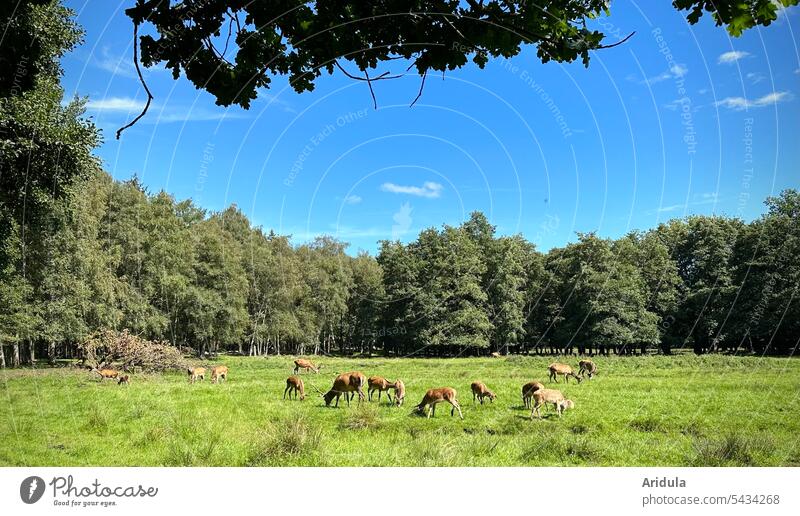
[
  {"left": 490, "top": 351, "right": 502, "bottom": 358},
  {"left": 531, "top": 388, "right": 574, "bottom": 419},
  {"left": 578, "top": 359, "right": 597, "bottom": 379},
  {"left": 323, "top": 371, "right": 366, "bottom": 407},
  {"left": 187, "top": 367, "right": 206, "bottom": 384},
  {"left": 470, "top": 381, "right": 496, "bottom": 404},
  {"left": 416, "top": 387, "right": 463, "bottom": 419},
  {"left": 393, "top": 379, "right": 406, "bottom": 407},
  {"left": 293, "top": 358, "right": 321, "bottom": 374},
  {"left": 521, "top": 381, "right": 545, "bottom": 409},
  {"left": 210, "top": 365, "right": 228, "bottom": 384},
  {"left": 94, "top": 368, "right": 119, "bottom": 380},
  {"left": 368, "top": 376, "right": 397, "bottom": 403},
  {"left": 284, "top": 376, "right": 305, "bottom": 400},
  {"left": 117, "top": 374, "right": 130, "bottom": 385},
  {"left": 548, "top": 362, "right": 582, "bottom": 384}
]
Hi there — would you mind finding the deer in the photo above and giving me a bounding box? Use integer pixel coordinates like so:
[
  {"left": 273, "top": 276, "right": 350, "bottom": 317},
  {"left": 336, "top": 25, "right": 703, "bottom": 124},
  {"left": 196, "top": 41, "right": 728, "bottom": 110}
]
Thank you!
[
  {"left": 470, "top": 381, "right": 496, "bottom": 404},
  {"left": 531, "top": 388, "right": 574, "bottom": 419},
  {"left": 415, "top": 387, "right": 463, "bottom": 419},
  {"left": 521, "top": 380, "right": 545, "bottom": 409},
  {"left": 323, "top": 371, "right": 366, "bottom": 407},
  {"left": 393, "top": 379, "right": 406, "bottom": 407},
  {"left": 187, "top": 367, "right": 206, "bottom": 384},
  {"left": 548, "top": 362, "right": 582, "bottom": 384},
  {"left": 284, "top": 376, "right": 305, "bottom": 400},
  {"left": 490, "top": 351, "right": 502, "bottom": 358},
  {"left": 293, "top": 358, "right": 321, "bottom": 374},
  {"left": 368, "top": 376, "right": 397, "bottom": 403},
  {"left": 210, "top": 365, "right": 228, "bottom": 384},
  {"left": 117, "top": 374, "right": 130, "bottom": 386},
  {"left": 578, "top": 359, "right": 597, "bottom": 379},
  {"left": 93, "top": 368, "right": 119, "bottom": 381}
]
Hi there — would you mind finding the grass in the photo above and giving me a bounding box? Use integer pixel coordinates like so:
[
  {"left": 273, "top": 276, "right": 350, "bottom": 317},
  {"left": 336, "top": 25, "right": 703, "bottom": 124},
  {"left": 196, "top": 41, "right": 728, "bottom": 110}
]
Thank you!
[{"left": 1, "top": 354, "right": 799, "bottom": 466}]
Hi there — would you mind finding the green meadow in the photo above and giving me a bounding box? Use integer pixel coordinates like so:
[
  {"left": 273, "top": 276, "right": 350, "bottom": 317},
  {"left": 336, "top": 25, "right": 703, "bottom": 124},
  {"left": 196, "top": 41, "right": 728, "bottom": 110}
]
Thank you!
[{"left": 1, "top": 354, "right": 799, "bottom": 466}]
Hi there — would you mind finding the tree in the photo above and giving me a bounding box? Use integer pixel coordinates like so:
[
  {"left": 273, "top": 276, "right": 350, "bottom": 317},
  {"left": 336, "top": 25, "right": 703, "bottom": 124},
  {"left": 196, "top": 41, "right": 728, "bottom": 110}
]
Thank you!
[{"left": 117, "top": 0, "right": 796, "bottom": 129}]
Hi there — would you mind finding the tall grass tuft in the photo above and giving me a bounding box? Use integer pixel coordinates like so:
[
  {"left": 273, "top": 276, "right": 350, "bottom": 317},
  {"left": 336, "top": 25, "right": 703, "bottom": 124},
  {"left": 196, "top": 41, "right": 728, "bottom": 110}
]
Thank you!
[{"left": 246, "top": 413, "right": 322, "bottom": 465}]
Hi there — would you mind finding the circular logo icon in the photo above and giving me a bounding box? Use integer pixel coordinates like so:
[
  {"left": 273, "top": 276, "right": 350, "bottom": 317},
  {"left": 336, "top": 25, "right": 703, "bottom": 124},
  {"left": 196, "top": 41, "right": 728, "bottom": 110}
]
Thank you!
[{"left": 20, "top": 476, "right": 45, "bottom": 504}]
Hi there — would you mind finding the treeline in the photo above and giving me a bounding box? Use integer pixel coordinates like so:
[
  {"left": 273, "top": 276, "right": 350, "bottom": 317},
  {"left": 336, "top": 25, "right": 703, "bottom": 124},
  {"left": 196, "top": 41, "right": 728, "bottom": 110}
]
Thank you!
[
  {"left": 1, "top": 163, "right": 798, "bottom": 366},
  {"left": 1, "top": 3, "right": 798, "bottom": 367}
]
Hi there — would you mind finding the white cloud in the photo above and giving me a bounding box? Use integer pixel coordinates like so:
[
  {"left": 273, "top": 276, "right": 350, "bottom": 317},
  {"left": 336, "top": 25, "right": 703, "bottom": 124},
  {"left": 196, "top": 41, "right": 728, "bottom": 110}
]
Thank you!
[
  {"left": 640, "top": 64, "right": 688, "bottom": 85},
  {"left": 718, "top": 51, "right": 751, "bottom": 64},
  {"left": 670, "top": 64, "right": 688, "bottom": 78},
  {"left": 654, "top": 192, "right": 720, "bottom": 213},
  {"left": 746, "top": 72, "right": 765, "bottom": 84},
  {"left": 343, "top": 194, "right": 362, "bottom": 205},
  {"left": 86, "top": 97, "right": 146, "bottom": 112},
  {"left": 380, "top": 181, "right": 443, "bottom": 199},
  {"left": 715, "top": 91, "right": 791, "bottom": 110}
]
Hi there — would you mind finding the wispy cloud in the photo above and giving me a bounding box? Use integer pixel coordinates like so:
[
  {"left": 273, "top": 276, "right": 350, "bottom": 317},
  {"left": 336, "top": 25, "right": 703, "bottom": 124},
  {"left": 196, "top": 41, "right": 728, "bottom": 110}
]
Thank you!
[
  {"left": 255, "top": 88, "right": 297, "bottom": 113},
  {"left": 380, "top": 181, "right": 443, "bottom": 199},
  {"left": 718, "top": 50, "right": 750, "bottom": 64},
  {"left": 639, "top": 64, "right": 688, "bottom": 85},
  {"left": 746, "top": 72, "right": 766, "bottom": 84},
  {"left": 714, "top": 91, "right": 791, "bottom": 110},
  {"left": 84, "top": 96, "right": 247, "bottom": 123},
  {"left": 342, "top": 194, "right": 362, "bottom": 205},
  {"left": 86, "top": 97, "right": 146, "bottom": 112}
]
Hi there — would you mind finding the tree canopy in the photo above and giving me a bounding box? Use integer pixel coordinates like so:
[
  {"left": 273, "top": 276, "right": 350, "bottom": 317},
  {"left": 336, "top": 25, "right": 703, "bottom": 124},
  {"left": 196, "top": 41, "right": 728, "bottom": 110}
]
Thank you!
[{"left": 117, "top": 0, "right": 798, "bottom": 117}]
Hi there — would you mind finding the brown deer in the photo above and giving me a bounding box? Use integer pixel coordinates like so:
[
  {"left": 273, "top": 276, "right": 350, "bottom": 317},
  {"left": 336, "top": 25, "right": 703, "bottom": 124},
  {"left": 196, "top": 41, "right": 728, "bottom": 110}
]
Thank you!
[
  {"left": 284, "top": 376, "right": 305, "bottom": 400},
  {"left": 470, "top": 381, "right": 496, "bottom": 404},
  {"left": 323, "top": 371, "right": 366, "bottom": 407},
  {"left": 393, "top": 379, "right": 406, "bottom": 407},
  {"left": 368, "top": 376, "right": 397, "bottom": 403},
  {"left": 187, "top": 367, "right": 206, "bottom": 383},
  {"left": 293, "top": 358, "right": 321, "bottom": 374},
  {"left": 531, "top": 388, "right": 574, "bottom": 419},
  {"left": 548, "top": 362, "right": 582, "bottom": 384},
  {"left": 416, "top": 387, "right": 463, "bottom": 419},
  {"left": 210, "top": 365, "right": 228, "bottom": 384},
  {"left": 521, "top": 380, "right": 545, "bottom": 409},
  {"left": 117, "top": 374, "right": 130, "bottom": 385},
  {"left": 94, "top": 368, "right": 119, "bottom": 380},
  {"left": 578, "top": 359, "right": 597, "bottom": 379}
]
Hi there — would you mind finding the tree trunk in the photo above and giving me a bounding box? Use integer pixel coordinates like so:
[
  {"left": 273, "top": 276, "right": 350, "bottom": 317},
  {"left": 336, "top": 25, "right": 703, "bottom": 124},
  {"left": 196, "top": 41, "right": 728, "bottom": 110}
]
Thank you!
[
  {"left": 12, "top": 343, "right": 20, "bottom": 367},
  {"left": 49, "top": 341, "right": 56, "bottom": 365},
  {"left": 28, "top": 341, "right": 35, "bottom": 365},
  {"left": 0, "top": 345, "right": 6, "bottom": 368}
]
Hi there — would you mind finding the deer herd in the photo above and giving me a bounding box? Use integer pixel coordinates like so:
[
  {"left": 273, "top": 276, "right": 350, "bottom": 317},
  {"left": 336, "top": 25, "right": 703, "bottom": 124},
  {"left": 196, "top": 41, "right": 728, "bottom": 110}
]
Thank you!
[{"left": 93, "top": 357, "right": 599, "bottom": 421}]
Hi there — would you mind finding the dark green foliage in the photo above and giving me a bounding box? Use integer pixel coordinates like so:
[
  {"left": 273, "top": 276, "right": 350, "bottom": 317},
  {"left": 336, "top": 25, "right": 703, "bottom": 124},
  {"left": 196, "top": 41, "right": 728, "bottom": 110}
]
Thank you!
[{"left": 120, "top": 0, "right": 797, "bottom": 108}]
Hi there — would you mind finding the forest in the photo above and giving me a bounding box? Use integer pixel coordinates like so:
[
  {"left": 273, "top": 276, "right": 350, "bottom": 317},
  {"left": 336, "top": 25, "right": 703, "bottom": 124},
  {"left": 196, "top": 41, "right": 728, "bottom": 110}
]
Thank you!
[{"left": 1, "top": 2, "right": 799, "bottom": 368}]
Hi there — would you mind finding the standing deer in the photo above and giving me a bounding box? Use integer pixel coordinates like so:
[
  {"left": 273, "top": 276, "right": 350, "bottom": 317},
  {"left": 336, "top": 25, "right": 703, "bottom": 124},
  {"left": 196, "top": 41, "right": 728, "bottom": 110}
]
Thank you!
[
  {"left": 293, "top": 359, "right": 321, "bottom": 374},
  {"left": 521, "top": 381, "right": 545, "bottom": 409},
  {"left": 415, "top": 387, "right": 463, "bottom": 419},
  {"left": 548, "top": 363, "right": 582, "bottom": 384},
  {"left": 210, "top": 365, "right": 228, "bottom": 384},
  {"left": 323, "top": 371, "right": 366, "bottom": 407},
  {"left": 93, "top": 368, "right": 119, "bottom": 381},
  {"left": 393, "top": 379, "right": 406, "bottom": 407},
  {"left": 187, "top": 367, "right": 206, "bottom": 383},
  {"left": 368, "top": 376, "right": 397, "bottom": 403},
  {"left": 470, "top": 381, "right": 496, "bottom": 404},
  {"left": 117, "top": 374, "right": 130, "bottom": 385},
  {"left": 531, "top": 388, "right": 574, "bottom": 419},
  {"left": 578, "top": 359, "right": 597, "bottom": 379},
  {"left": 284, "top": 376, "right": 305, "bottom": 400}
]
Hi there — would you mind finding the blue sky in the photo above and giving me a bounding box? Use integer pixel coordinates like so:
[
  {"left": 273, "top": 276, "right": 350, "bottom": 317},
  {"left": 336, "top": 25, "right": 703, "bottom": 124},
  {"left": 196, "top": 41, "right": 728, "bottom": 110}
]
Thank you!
[{"left": 61, "top": 1, "right": 799, "bottom": 255}]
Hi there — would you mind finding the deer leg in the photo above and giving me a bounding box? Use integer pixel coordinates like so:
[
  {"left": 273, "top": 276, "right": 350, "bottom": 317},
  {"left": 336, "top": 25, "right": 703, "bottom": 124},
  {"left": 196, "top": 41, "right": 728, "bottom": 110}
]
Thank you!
[
  {"left": 473, "top": 392, "right": 476, "bottom": 404},
  {"left": 378, "top": 390, "right": 381, "bottom": 402},
  {"left": 452, "top": 401, "right": 464, "bottom": 420},
  {"left": 368, "top": 389, "right": 373, "bottom": 401},
  {"left": 284, "top": 385, "right": 289, "bottom": 399}
]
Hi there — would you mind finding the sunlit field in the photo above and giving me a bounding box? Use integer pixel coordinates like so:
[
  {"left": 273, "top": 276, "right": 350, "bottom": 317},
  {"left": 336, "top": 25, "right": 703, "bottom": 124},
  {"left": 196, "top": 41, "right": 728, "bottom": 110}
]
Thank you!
[{"left": 1, "top": 355, "right": 798, "bottom": 466}]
